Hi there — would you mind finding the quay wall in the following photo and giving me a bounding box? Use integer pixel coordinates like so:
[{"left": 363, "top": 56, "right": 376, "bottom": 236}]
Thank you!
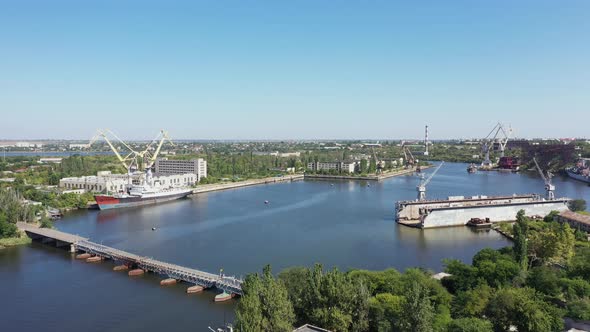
[{"left": 192, "top": 175, "right": 303, "bottom": 194}]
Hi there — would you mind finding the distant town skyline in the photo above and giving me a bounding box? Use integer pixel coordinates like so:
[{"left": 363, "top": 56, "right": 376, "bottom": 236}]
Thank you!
[{"left": 1, "top": 1, "right": 589, "bottom": 140}]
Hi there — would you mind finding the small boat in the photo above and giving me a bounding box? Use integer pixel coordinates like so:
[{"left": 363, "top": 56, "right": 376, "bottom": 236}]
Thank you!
[
  {"left": 152, "top": 227, "right": 157, "bottom": 231},
  {"left": 467, "top": 164, "right": 477, "bottom": 174},
  {"left": 264, "top": 200, "right": 269, "bottom": 204},
  {"left": 466, "top": 218, "right": 492, "bottom": 228},
  {"left": 214, "top": 291, "right": 233, "bottom": 302}
]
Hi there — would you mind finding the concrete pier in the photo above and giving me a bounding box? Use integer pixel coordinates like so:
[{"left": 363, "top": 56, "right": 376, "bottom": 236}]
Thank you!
[
  {"left": 128, "top": 269, "right": 145, "bottom": 276},
  {"left": 186, "top": 285, "right": 204, "bottom": 294},
  {"left": 86, "top": 256, "right": 102, "bottom": 263},
  {"left": 160, "top": 278, "right": 177, "bottom": 286}
]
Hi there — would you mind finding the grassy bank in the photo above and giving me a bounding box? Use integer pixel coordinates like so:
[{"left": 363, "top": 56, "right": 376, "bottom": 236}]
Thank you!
[{"left": 0, "top": 232, "right": 32, "bottom": 249}]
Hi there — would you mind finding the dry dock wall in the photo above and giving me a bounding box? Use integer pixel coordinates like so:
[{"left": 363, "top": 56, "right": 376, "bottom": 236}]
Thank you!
[{"left": 422, "top": 201, "right": 569, "bottom": 228}]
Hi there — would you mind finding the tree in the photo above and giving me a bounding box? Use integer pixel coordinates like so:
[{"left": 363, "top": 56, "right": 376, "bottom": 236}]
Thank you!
[
  {"left": 513, "top": 211, "right": 529, "bottom": 270},
  {"left": 0, "top": 211, "right": 18, "bottom": 238},
  {"left": 451, "top": 284, "right": 492, "bottom": 318},
  {"left": 368, "top": 293, "right": 404, "bottom": 332},
  {"left": 443, "top": 259, "right": 479, "bottom": 293},
  {"left": 528, "top": 222, "right": 575, "bottom": 267},
  {"left": 397, "top": 280, "right": 435, "bottom": 332},
  {"left": 568, "top": 199, "right": 587, "bottom": 212},
  {"left": 485, "top": 287, "right": 563, "bottom": 332},
  {"left": 235, "top": 265, "right": 295, "bottom": 332},
  {"left": 526, "top": 266, "right": 561, "bottom": 297},
  {"left": 448, "top": 318, "right": 493, "bottom": 332},
  {"left": 39, "top": 216, "right": 53, "bottom": 229}
]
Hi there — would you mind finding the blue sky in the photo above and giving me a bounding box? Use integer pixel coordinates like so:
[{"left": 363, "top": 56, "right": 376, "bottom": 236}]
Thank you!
[{"left": 1, "top": 1, "right": 588, "bottom": 140}]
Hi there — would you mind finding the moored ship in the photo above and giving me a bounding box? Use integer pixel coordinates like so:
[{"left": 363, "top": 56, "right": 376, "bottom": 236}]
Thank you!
[
  {"left": 95, "top": 185, "right": 192, "bottom": 210},
  {"left": 566, "top": 158, "right": 590, "bottom": 184}
]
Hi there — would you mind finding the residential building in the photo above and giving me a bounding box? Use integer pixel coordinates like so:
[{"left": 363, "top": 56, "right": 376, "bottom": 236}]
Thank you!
[
  {"left": 39, "top": 157, "right": 63, "bottom": 164},
  {"left": 307, "top": 161, "right": 358, "bottom": 173},
  {"left": 69, "top": 143, "right": 90, "bottom": 149},
  {"left": 154, "top": 158, "right": 207, "bottom": 181}
]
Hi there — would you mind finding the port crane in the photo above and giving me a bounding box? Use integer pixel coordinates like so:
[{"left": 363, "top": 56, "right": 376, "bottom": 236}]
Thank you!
[
  {"left": 401, "top": 141, "right": 416, "bottom": 169},
  {"left": 89, "top": 129, "right": 141, "bottom": 173},
  {"left": 371, "top": 147, "right": 383, "bottom": 174},
  {"left": 417, "top": 161, "right": 444, "bottom": 201},
  {"left": 89, "top": 129, "right": 175, "bottom": 185},
  {"left": 481, "top": 123, "right": 512, "bottom": 167},
  {"left": 533, "top": 157, "right": 555, "bottom": 200}
]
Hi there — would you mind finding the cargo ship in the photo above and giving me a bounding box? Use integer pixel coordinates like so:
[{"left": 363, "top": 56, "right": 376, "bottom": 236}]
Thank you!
[{"left": 566, "top": 158, "right": 590, "bottom": 184}]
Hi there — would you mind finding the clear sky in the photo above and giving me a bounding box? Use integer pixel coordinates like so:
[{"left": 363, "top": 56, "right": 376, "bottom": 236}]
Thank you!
[{"left": 1, "top": 1, "right": 589, "bottom": 140}]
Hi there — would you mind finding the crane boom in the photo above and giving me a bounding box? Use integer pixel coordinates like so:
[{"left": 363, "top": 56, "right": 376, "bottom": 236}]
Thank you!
[
  {"left": 90, "top": 129, "right": 130, "bottom": 170},
  {"left": 147, "top": 130, "right": 174, "bottom": 169},
  {"left": 533, "top": 157, "right": 547, "bottom": 183},
  {"left": 423, "top": 161, "right": 444, "bottom": 187},
  {"left": 533, "top": 157, "right": 555, "bottom": 200},
  {"left": 417, "top": 161, "right": 444, "bottom": 201}
]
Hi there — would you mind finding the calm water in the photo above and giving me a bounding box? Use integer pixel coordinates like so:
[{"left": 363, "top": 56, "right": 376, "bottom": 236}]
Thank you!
[{"left": 2, "top": 162, "right": 589, "bottom": 331}]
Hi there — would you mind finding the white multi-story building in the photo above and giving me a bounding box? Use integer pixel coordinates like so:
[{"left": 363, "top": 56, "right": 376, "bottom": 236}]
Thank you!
[
  {"left": 307, "top": 161, "right": 358, "bottom": 173},
  {"left": 154, "top": 158, "right": 207, "bottom": 181},
  {"left": 59, "top": 171, "right": 197, "bottom": 193},
  {"left": 69, "top": 143, "right": 90, "bottom": 149}
]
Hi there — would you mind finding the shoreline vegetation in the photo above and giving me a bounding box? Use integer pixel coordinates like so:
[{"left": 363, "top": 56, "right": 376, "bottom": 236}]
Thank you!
[{"left": 236, "top": 209, "right": 590, "bottom": 332}]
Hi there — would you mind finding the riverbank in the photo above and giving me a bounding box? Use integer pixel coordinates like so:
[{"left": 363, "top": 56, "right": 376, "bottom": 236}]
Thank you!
[
  {"left": 192, "top": 174, "right": 304, "bottom": 194},
  {"left": 0, "top": 231, "right": 32, "bottom": 249},
  {"left": 304, "top": 166, "right": 428, "bottom": 181}
]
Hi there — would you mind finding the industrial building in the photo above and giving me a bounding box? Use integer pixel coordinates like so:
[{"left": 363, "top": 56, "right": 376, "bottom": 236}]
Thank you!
[
  {"left": 307, "top": 161, "right": 358, "bottom": 173},
  {"left": 555, "top": 210, "right": 590, "bottom": 234},
  {"left": 59, "top": 171, "right": 197, "bottom": 193},
  {"left": 154, "top": 158, "right": 207, "bottom": 181}
]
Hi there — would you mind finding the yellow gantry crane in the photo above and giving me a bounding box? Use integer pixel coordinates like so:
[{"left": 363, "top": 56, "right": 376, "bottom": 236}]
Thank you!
[{"left": 89, "top": 129, "right": 174, "bottom": 174}]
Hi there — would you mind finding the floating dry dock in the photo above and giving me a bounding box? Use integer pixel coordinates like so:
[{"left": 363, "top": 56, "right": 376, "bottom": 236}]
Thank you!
[{"left": 396, "top": 194, "right": 569, "bottom": 228}]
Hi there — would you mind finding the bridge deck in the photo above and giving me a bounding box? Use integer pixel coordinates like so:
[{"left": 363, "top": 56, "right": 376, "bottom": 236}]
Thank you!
[
  {"left": 17, "top": 222, "right": 88, "bottom": 243},
  {"left": 17, "top": 223, "right": 242, "bottom": 295}
]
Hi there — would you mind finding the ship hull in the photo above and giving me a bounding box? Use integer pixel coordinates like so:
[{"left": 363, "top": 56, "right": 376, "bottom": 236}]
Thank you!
[
  {"left": 566, "top": 170, "right": 590, "bottom": 184},
  {"left": 95, "top": 190, "right": 192, "bottom": 210}
]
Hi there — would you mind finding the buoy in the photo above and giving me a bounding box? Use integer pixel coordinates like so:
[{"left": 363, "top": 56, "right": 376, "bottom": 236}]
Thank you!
[
  {"left": 86, "top": 256, "right": 102, "bottom": 263},
  {"left": 128, "top": 269, "right": 145, "bottom": 276},
  {"left": 76, "top": 253, "right": 91, "bottom": 260},
  {"left": 187, "top": 285, "right": 204, "bottom": 294},
  {"left": 113, "top": 265, "right": 129, "bottom": 271}
]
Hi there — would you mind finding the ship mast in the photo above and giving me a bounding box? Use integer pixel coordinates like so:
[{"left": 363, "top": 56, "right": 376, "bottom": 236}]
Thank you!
[{"left": 417, "top": 161, "right": 444, "bottom": 201}]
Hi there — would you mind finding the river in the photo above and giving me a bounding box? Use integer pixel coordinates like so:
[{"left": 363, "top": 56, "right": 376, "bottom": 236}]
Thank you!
[{"left": 1, "top": 162, "right": 589, "bottom": 331}]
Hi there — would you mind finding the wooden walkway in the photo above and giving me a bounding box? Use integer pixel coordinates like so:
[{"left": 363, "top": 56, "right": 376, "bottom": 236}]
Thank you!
[{"left": 17, "top": 223, "right": 243, "bottom": 295}]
